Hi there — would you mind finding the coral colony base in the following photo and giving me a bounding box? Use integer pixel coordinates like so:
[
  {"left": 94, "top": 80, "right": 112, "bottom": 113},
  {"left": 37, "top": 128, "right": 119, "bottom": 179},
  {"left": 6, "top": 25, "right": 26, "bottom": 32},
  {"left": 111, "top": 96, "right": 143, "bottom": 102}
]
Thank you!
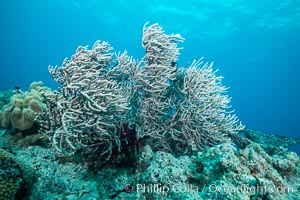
[{"left": 0, "top": 23, "right": 299, "bottom": 200}]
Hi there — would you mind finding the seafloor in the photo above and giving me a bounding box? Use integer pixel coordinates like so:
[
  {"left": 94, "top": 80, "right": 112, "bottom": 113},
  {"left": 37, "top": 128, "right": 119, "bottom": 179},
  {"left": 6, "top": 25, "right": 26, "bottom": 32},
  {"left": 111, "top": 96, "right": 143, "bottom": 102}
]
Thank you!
[{"left": 0, "top": 88, "right": 299, "bottom": 200}]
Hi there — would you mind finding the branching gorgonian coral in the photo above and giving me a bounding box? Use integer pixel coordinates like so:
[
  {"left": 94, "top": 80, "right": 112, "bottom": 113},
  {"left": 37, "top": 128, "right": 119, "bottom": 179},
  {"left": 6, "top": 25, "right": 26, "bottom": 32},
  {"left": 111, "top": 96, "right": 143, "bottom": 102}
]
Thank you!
[
  {"left": 37, "top": 41, "right": 130, "bottom": 156},
  {"left": 37, "top": 22, "right": 244, "bottom": 157},
  {"left": 135, "top": 23, "right": 244, "bottom": 152}
]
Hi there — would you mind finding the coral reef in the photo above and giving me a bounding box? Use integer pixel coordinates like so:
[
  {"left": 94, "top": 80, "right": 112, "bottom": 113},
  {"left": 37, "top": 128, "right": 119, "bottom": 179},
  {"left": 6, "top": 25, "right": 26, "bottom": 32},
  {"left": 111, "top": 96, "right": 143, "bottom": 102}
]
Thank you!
[
  {"left": 232, "top": 129, "right": 300, "bottom": 155},
  {"left": 135, "top": 145, "right": 194, "bottom": 199},
  {"left": 1, "top": 22, "right": 297, "bottom": 200},
  {"left": 242, "top": 129, "right": 300, "bottom": 148},
  {"left": 0, "top": 81, "right": 51, "bottom": 131},
  {"left": 5, "top": 129, "right": 298, "bottom": 200},
  {"left": 0, "top": 148, "right": 35, "bottom": 200},
  {"left": 37, "top": 22, "right": 244, "bottom": 157},
  {"left": 15, "top": 146, "right": 102, "bottom": 200},
  {"left": 133, "top": 139, "right": 299, "bottom": 200}
]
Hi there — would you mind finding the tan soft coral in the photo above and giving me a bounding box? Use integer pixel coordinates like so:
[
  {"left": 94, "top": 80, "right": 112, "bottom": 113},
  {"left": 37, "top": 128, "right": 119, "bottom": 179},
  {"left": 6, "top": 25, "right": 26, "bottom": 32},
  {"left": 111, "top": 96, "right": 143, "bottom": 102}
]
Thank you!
[{"left": 0, "top": 81, "right": 50, "bottom": 131}]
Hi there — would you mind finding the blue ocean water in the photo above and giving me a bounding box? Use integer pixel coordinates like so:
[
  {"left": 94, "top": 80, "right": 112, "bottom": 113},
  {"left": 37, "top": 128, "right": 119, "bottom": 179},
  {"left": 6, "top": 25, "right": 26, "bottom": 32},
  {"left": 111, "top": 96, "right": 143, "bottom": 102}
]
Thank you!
[{"left": 0, "top": 0, "right": 299, "bottom": 151}]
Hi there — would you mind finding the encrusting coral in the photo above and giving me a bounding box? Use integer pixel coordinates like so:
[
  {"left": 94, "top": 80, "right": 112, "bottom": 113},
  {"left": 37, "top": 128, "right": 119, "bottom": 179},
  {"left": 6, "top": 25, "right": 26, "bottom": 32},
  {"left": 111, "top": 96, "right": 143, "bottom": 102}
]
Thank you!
[
  {"left": 0, "top": 81, "right": 51, "bottom": 131},
  {"left": 36, "top": 22, "right": 244, "bottom": 157},
  {"left": 2, "top": 129, "right": 298, "bottom": 200},
  {"left": 0, "top": 148, "right": 35, "bottom": 200}
]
